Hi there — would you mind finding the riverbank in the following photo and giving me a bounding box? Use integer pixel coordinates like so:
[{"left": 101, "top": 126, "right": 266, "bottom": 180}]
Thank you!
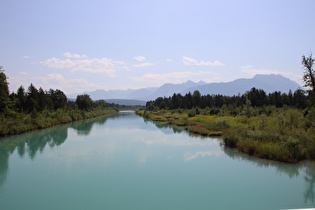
[
  {"left": 136, "top": 109, "right": 315, "bottom": 163},
  {"left": 0, "top": 108, "right": 117, "bottom": 137}
]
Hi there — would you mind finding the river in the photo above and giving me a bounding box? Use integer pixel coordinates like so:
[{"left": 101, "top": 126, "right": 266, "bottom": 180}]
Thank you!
[{"left": 0, "top": 111, "right": 314, "bottom": 210}]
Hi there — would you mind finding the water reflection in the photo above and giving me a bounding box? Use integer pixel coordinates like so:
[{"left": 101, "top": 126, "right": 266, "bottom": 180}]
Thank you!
[
  {"left": 0, "top": 114, "right": 113, "bottom": 187},
  {"left": 222, "top": 145, "right": 315, "bottom": 204},
  {"left": 304, "top": 162, "right": 315, "bottom": 203},
  {"left": 184, "top": 151, "right": 223, "bottom": 161},
  {"left": 70, "top": 115, "right": 109, "bottom": 136},
  {"left": 0, "top": 112, "right": 314, "bottom": 206},
  {"left": 0, "top": 149, "right": 8, "bottom": 189},
  {"left": 146, "top": 116, "right": 315, "bottom": 204},
  {"left": 144, "top": 118, "right": 216, "bottom": 139}
]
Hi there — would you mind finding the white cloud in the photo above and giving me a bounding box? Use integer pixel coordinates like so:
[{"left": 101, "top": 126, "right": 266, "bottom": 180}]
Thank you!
[
  {"left": 9, "top": 73, "right": 106, "bottom": 94},
  {"left": 131, "top": 71, "right": 218, "bottom": 85},
  {"left": 166, "top": 58, "right": 174, "bottom": 62},
  {"left": 133, "top": 62, "right": 154, "bottom": 67},
  {"left": 184, "top": 151, "right": 222, "bottom": 161},
  {"left": 23, "top": 56, "right": 31, "bottom": 59},
  {"left": 183, "top": 56, "right": 225, "bottom": 66},
  {"left": 35, "top": 74, "right": 107, "bottom": 94},
  {"left": 41, "top": 54, "right": 126, "bottom": 77},
  {"left": 63, "top": 52, "right": 88, "bottom": 59},
  {"left": 241, "top": 65, "right": 288, "bottom": 76},
  {"left": 41, "top": 57, "right": 75, "bottom": 69},
  {"left": 241, "top": 65, "right": 254, "bottom": 70},
  {"left": 134, "top": 56, "right": 146, "bottom": 62}
]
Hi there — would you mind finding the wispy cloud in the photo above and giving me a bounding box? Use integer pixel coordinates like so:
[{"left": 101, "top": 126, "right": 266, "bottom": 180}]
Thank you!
[
  {"left": 241, "top": 65, "right": 288, "bottom": 76},
  {"left": 183, "top": 56, "right": 225, "bottom": 66},
  {"left": 134, "top": 56, "right": 146, "bottom": 62},
  {"left": 132, "top": 71, "right": 218, "bottom": 85},
  {"left": 41, "top": 53, "right": 125, "bottom": 77},
  {"left": 23, "top": 56, "right": 32, "bottom": 59},
  {"left": 184, "top": 151, "right": 222, "bottom": 161},
  {"left": 241, "top": 65, "right": 254, "bottom": 70},
  {"left": 133, "top": 62, "right": 154, "bottom": 67},
  {"left": 64, "top": 52, "right": 88, "bottom": 59},
  {"left": 35, "top": 74, "right": 106, "bottom": 94},
  {"left": 9, "top": 73, "right": 106, "bottom": 94}
]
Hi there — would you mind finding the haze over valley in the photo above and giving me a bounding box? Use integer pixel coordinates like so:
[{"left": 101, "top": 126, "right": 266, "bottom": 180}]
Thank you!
[{"left": 68, "top": 74, "right": 302, "bottom": 104}]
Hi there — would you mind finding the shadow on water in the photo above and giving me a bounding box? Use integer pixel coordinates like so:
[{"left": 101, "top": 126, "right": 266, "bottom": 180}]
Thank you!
[
  {"left": 0, "top": 113, "right": 115, "bottom": 188},
  {"left": 70, "top": 114, "right": 109, "bottom": 136},
  {"left": 143, "top": 117, "right": 220, "bottom": 138},
  {"left": 145, "top": 116, "right": 315, "bottom": 204},
  {"left": 222, "top": 145, "right": 315, "bottom": 204}
]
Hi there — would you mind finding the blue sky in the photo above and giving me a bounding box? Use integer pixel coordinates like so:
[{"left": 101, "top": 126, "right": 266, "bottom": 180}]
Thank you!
[{"left": 1, "top": 0, "right": 314, "bottom": 94}]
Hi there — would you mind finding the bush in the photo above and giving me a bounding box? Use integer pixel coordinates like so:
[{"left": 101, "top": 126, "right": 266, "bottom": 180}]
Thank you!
[
  {"left": 223, "top": 134, "right": 239, "bottom": 148},
  {"left": 216, "top": 118, "right": 230, "bottom": 128},
  {"left": 188, "top": 110, "right": 196, "bottom": 117}
]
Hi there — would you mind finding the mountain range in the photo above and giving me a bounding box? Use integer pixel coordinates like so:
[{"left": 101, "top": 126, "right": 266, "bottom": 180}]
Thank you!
[{"left": 68, "top": 74, "right": 302, "bottom": 105}]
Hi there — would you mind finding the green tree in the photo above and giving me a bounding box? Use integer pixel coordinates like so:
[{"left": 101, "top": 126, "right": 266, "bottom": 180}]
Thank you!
[
  {"left": 49, "top": 89, "right": 67, "bottom": 110},
  {"left": 94, "top": 99, "right": 107, "bottom": 108},
  {"left": 16, "top": 85, "right": 27, "bottom": 112},
  {"left": 75, "top": 94, "right": 93, "bottom": 110},
  {"left": 192, "top": 90, "right": 201, "bottom": 107},
  {"left": 302, "top": 53, "right": 315, "bottom": 104},
  {"left": 26, "top": 83, "right": 39, "bottom": 113},
  {"left": 38, "top": 87, "right": 49, "bottom": 111},
  {"left": 302, "top": 54, "right": 315, "bottom": 93},
  {"left": 0, "top": 66, "right": 10, "bottom": 112},
  {"left": 293, "top": 89, "right": 307, "bottom": 109}
]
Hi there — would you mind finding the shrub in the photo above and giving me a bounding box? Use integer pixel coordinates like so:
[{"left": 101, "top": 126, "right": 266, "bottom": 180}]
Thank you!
[
  {"left": 216, "top": 118, "right": 230, "bottom": 128},
  {"left": 223, "top": 134, "right": 239, "bottom": 148},
  {"left": 188, "top": 110, "right": 196, "bottom": 117}
]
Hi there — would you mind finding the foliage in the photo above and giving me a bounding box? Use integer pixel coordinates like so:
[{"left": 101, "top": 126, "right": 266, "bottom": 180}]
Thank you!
[
  {"left": 0, "top": 108, "right": 116, "bottom": 136},
  {"left": 137, "top": 107, "right": 315, "bottom": 163},
  {"left": 302, "top": 53, "right": 315, "bottom": 104},
  {"left": 0, "top": 69, "right": 124, "bottom": 136},
  {"left": 0, "top": 66, "right": 10, "bottom": 113},
  {"left": 75, "top": 94, "right": 93, "bottom": 110},
  {"left": 146, "top": 87, "right": 308, "bottom": 111}
]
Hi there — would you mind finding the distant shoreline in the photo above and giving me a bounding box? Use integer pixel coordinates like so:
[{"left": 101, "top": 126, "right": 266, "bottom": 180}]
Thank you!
[{"left": 0, "top": 108, "right": 117, "bottom": 138}]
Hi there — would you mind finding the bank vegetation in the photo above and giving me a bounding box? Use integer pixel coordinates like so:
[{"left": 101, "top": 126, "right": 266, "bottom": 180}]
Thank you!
[
  {"left": 0, "top": 67, "right": 119, "bottom": 136},
  {"left": 137, "top": 54, "right": 315, "bottom": 163}
]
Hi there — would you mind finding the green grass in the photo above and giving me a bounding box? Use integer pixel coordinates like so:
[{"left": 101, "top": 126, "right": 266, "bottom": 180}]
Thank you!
[{"left": 136, "top": 107, "right": 315, "bottom": 163}]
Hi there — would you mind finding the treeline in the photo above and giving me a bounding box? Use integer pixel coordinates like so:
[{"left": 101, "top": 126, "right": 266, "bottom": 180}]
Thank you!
[
  {"left": 0, "top": 67, "right": 117, "bottom": 136},
  {"left": 1, "top": 83, "right": 109, "bottom": 115},
  {"left": 146, "top": 88, "right": 308, "bottom": 111}
]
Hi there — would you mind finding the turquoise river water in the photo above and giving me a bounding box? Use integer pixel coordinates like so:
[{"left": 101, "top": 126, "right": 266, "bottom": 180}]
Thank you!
[{"left": 0, "top": 111, "right": 314, "bottom": 210}]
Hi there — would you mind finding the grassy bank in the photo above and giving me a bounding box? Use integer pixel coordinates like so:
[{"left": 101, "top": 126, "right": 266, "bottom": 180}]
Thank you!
[
  {"left": 0, "top": 107, "right": 117, "bottom": 137},
  {"left": 136, "top": 108, "right": 315, "bottom": 163}
]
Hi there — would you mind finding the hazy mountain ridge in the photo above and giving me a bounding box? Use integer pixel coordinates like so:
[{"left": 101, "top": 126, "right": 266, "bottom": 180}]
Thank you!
[
  {"left": 183, "top": 74, "right": 301, "bottom": 96},
  {"left": 68, "top": 74, "right": 302, "bottom": 104},
  {"left": 105, "top": 99, "right": 147, "bottom": 106}
]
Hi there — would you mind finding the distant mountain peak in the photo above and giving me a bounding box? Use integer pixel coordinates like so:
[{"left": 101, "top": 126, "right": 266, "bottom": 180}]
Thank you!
[
  {"left": 197, "top": 80, "right": 207, "bottom": 85},
  {"left": 184, "top": 80, "right": 195, "bottom": 84},
  {"left": 253, "top": 74, "right": 280, "bottom": 78},
  {"left": 183, "top": 74, "right": 301, "bottom": 97},
  {"left": 68, "top": 74, "right": 302, "bottom": 103}
]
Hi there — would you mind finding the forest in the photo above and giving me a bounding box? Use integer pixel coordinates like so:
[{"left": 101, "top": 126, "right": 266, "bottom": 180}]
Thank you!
[
  {"left": 137, "top": 54, "right": 315, "bottom": 163},
  {"left": 0, "top": 66, "right": 119, "bottom": 136},
  {"left": 145, "top": 87, "right": 307, "bottom": 112}
]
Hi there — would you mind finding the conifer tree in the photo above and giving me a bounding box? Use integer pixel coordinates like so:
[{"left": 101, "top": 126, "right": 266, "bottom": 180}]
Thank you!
[{"left": 0, "top": 66, "right": 10, "bottom": 112}]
